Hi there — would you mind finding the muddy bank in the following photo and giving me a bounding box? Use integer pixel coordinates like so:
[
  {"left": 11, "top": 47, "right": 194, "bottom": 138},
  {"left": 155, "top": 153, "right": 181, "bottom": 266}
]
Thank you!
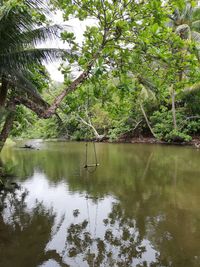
[{"left": 104, "top": 136, "right": 200, "bottom": 148}]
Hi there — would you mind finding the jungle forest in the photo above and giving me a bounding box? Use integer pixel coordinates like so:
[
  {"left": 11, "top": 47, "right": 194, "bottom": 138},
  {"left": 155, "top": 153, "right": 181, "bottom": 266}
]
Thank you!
[
  {"left": 0, "top": 1, "right": 200, "bottom": 267},
  {"left": 0, "top": 0, "right": 200, "bottom": 145}
]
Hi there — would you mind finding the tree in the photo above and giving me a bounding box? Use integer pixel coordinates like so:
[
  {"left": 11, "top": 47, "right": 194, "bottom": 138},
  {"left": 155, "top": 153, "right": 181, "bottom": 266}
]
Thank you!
[
  {"left": 0, "top": 0, "right": 68, "bottom": 149},
  {"left": 2, "top": 0, "right": 200, "bottom": 145},
  {"left": 169, "top": 0, "right": 200, "bottom": 43},
  {"left": 167, "top": 1, "right": 200, "bottom": 131},
  {"left": 42, "top": 0, "right": 153, "bottom": 118}
]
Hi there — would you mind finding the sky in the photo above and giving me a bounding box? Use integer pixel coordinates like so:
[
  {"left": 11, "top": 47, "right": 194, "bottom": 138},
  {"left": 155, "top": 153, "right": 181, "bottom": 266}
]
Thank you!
[{"left": 41, "top": 11, "right": 96, "bottom": 82}]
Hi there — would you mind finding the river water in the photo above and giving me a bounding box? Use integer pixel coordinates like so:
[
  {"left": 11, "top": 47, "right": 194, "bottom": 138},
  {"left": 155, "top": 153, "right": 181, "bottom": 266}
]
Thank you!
[{"left": 0, "top": 141, "right": 200, "bottom": 267}]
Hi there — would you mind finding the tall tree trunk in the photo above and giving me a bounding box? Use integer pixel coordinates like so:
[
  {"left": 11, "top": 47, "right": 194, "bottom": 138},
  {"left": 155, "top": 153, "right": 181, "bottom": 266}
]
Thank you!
[
  {"left": 140, "top": 103, "right": 156, "bottom": 138},
  {"left": 0, "top": 76, "right": 9, "bottom": 107},
  {"left": 171, "top": 87, "right": 177, "bottom": 130},
  {"left": 0, "top": 103, "right": 16, "bottom": 152}
]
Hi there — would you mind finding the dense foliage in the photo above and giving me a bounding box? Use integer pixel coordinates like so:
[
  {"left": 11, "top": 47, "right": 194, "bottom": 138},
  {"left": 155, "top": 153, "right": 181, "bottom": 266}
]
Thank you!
[{"left": 1, "top": 0, "right": 200, "bottom": 143}]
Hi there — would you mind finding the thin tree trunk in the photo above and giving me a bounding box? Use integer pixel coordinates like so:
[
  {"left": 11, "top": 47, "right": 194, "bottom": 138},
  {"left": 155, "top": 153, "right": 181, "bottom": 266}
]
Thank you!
[
  {"left": 171, "top": 87, "right": 177, "bottom": 130},
  {"left": 140, "top": 103, "right": 156, "bottom": 138},
  {"left": 0, "top": 76, "right": 9, "bottom": 107},
  {"left": 0, "top": 104, "right": 16, "bottom": 152}
]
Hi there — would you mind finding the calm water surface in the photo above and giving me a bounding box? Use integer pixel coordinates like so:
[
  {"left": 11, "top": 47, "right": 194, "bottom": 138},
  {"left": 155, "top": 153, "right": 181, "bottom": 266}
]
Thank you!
[{"left": 0, "top": 141, "right": 200, "bottom": 267}]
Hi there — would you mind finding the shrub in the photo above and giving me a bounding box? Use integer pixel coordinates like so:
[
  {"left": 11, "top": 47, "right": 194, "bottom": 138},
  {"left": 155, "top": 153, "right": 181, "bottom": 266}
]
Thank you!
[{"left": 151, "top": 107, "right": 192, "bottom": 142}]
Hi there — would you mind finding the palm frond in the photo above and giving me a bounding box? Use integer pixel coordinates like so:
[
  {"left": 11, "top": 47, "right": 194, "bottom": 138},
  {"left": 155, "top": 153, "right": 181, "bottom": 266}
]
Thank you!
[
  {"left": 5, "top": 69, "right": 50, "bottom": 108},
  {"left": 180, "top": 3, "right": 193, "bottom": 22},
  {"left": 192, "top": 7, "right": 200, "bottom": 21},
  {"left": 0, "top": 7, "right": 37, "bottom": 51},
  {"left": 0, "top": 5, "right": 34, "bottom": 32},
  {"left": 23, "top": 0, "right": 51, "bottom": 14},
  {"left": 6, "top": 70, "right": 43, "bottom": 100},
  {"left": 139, "top": 84, "right": 156, "bottom": 102},
  {"left": 18, "top": 24, "right": 64, "bottom": 46},
  {"left": 0, "top": 0, "right": 68, "bottom": 100},
  {"left": 0, "top": 48, "right": 70, "bottom": 71},
  {"left": 191, "top": 31, "right": 200, "bottom": 43},
  {"left": 173, "top": 8, "right": 181, "bottom": 22},
  {"left": 137, "top": 75, "right": 157, "bottom": 91},
  {"left": 191, "top": 20, "right": 200, "bottom": 32},
  {"left": 183, "top": 81, "right": 200, "bottom": 93}
]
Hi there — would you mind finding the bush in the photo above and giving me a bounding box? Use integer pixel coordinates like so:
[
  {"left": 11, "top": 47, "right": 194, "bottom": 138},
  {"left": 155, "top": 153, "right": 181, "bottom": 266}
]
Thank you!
[
  {"left": 165, "top": 129, "right": 192, "bottom": 142},
  {"left": 151, "top": 107, "right": 192, "bottom": 142},
  {"left": 185, "top": 119, "right": 200, "bottom": 134}
]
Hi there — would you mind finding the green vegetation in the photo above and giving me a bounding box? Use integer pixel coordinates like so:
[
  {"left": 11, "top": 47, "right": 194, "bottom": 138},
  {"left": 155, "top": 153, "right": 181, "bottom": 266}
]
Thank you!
[{"left": 1, "top": 0, "right": 200, "bottom": 145}]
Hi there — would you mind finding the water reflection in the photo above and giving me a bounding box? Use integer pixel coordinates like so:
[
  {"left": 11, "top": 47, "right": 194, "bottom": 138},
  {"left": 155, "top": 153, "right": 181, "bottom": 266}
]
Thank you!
[
  {"left": 0, "top": 142, "right": 200, "bottom": 267},
  {"left": 0, "top": 187, "right": 69, "bottom": 267}
]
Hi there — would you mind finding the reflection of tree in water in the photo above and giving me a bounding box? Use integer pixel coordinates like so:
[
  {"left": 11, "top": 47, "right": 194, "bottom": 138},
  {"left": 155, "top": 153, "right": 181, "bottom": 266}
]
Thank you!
[
  {"left": 1, "top": 144, "right": 200, "bottom": 267},
  {"left": 63, "top": 197, "right": 200, "bottom": 267},
  {"left": 64, "top": 203, "right": 147, "bottom": 267},
  {"left": 0, "top": 188, "right": 69, "bottom": 267}
]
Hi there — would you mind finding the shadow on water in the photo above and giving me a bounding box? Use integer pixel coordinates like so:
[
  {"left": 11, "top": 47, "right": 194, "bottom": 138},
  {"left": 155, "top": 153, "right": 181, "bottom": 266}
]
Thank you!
[{"left": 0, "top": 142, "right": 199, "bottom": 267}]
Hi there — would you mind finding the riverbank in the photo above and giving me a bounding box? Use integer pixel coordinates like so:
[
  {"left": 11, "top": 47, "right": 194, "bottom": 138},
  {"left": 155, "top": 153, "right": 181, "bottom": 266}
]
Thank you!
[
  {"left": 113, "top": 136, "right": 200, "bottom": 148},
  {"left": 3, "top": 136, "right": 200, "bottom": 150}
]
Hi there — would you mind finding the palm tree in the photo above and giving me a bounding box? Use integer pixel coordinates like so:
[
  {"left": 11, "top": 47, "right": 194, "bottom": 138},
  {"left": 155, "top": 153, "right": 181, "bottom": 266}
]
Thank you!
[
  {"left": 167, "top": 2, "right": 200, "bottom": 131},
  {"left": 169, "top": 1, "right": 200, "bottom": 42},
  {"left": 0, "top": 0, "right": 67, "bottom": 107},
  {"left": 0, "top": 0, "right": 69, "bottom": 149}
]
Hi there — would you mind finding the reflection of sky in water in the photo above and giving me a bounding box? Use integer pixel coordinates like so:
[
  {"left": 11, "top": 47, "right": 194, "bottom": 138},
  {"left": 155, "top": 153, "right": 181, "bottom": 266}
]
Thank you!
[{"left": 13, "top": 171, "right": 157, "bottom": 267}]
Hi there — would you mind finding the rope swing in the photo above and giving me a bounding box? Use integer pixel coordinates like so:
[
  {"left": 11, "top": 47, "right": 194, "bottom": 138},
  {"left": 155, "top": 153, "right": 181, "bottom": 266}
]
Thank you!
[
  {"left": 84, "top": 142, "right": 99, "bottom": 169},
  {"left": 83, "top": 86, "right": 99, "bottom": 171}
]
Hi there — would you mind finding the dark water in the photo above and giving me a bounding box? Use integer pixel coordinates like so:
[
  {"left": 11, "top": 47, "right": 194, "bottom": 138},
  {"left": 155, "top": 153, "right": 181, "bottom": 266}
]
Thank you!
[{"left": 0, "top": 141, "right": 200, "bottom": 267}]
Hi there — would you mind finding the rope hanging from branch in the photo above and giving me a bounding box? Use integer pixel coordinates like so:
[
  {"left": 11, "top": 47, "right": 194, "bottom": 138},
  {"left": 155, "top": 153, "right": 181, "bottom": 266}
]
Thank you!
[
  {"left": 84, "top": 142, "right": 99, "bottom": 169},
  {"left": 83, "top": 85, "right": 99, "bottom": 171}
]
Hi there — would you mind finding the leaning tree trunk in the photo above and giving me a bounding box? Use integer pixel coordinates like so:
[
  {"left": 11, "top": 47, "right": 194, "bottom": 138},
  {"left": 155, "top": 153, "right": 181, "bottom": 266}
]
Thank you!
[
  {"left": 0, "top": 76, "right": 9, "bottom": 107},
  {"left": 140, "top": 103, "right": 156, "bottom": 138},
  {"left": 0, "top": 30, "right": 109, "bottom": 148},
  {"left": 42, "top": 41, "right": 108, "bottom": 119},
  {"left": 0, "top": 103, "right": 16, "bottom": 152},
  {"left": 78, "top": 115, "right": 105, "bottom": 141},
  {"left": 171, "top": 87, "right": 177, "bottom": 130}
]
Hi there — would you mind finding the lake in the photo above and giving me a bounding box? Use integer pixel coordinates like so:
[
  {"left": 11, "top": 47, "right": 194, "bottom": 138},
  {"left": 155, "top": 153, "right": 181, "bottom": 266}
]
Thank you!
[{"left": 0, "top": 141, "right": 200, "bottom": 267}]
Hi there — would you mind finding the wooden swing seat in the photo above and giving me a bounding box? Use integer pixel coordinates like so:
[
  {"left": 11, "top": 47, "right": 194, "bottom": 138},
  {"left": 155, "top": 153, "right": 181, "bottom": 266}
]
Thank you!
[{"left": 84, "top": 163, "right": 100, "bottom": 168}]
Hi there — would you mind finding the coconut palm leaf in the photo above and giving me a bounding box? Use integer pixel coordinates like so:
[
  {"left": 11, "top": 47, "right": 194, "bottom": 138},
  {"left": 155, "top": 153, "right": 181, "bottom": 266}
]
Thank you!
[
  {"left": 0, "top": 12, "right": 47, "bottom": 49},
  {"left": 184, "top": 81, "right": 200, "bottom": 93},
  {"left": 0, "top": 24, "right": 64, "bottom": 49},
  {"left": 191, "top": 31, "right": 200, "bottom": 43},
  {"left": 180, "top": 3, "right": 192, "bottom": 22},
  {"left": 169, "top": 2, "right": 200, "bottom": 44},
  {"left": 0, "top": 48, "right": 69, "bottom": 71},
  {"left": 139, "top": 84, "right": 156, "bottom": 102},
  {"left": 18, "top": 24, "right": 64, "bottom": 46},
  {"left": 0, "top": 0, "right": 71, "bottom": 108},
  {"left": 6, "top": 70, "right": 44, "bottom": 100},
  {"left": 191, "top": 20, "right": 200, "bottom": 31},
  {"left": 0, "top": 5, "right": 36, "bottom": 32},
  {"left": 172, "top": 8, "right": 180, "bottom": 22},
  {"left": 191, "top": 7, "right": 200, "bottom": 21}
]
